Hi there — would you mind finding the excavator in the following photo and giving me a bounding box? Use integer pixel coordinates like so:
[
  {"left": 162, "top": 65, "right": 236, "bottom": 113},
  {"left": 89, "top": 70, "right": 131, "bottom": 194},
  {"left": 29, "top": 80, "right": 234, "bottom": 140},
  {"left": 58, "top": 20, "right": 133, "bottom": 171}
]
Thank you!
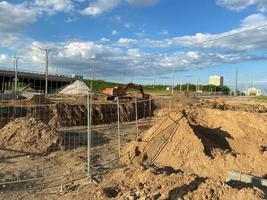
[{"left": 102, "top": 83, "right": 150, "bottom": 101}]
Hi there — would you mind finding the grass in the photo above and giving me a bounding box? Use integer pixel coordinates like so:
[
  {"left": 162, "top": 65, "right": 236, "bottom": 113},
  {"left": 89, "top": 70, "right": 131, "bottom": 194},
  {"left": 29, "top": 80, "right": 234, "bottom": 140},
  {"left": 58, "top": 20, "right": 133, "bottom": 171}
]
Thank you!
[
  {"left": 83, "top": 80, "right": 184, "bottom": 96},
  {"left": 84, "top": 80, "right": 122, "bottom": 91},
  {"left": 253, "top": 96, "right": 267, "bottom": 101}
]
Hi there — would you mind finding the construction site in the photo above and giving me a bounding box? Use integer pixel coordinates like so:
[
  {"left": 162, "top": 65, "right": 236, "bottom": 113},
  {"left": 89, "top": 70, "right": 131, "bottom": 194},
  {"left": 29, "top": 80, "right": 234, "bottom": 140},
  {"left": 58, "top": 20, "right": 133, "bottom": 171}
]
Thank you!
[
  {"left": 1, "top": 1, "right": 267, "bottom": 199},
  {"left": 0, "top": 76, "right": 266, "bottom": 200}
]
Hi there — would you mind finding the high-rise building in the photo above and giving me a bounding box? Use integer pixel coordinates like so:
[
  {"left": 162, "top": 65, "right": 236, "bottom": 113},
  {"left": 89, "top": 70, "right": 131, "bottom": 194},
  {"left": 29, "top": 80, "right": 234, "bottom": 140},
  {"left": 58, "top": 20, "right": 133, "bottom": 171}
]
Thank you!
[{"left": 209, "top": 75, "right": 224, "bottom": 86}]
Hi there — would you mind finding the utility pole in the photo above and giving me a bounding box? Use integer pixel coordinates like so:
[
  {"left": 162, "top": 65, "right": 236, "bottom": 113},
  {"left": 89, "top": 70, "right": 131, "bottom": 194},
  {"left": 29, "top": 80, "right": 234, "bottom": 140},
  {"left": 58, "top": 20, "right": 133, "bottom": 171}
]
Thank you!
[
  {"left": 196, "top": 78, "right": 198, "bottom": 92},
  {"left": 39, "top": 48, "right": 52, "bottom": 95},
  {"left": 235, "top": 68, "right": 238, "bottom": 96},
  {"left": 90, "top": 65, "right": 96, "bottom": 91},
  {"left": 131, "top": 71, "right": 134, "bottom": 83},
  {"left": 56, "top": 65, "right": 59, "bottom": 75},
  {"left": 153, "top": 70, "right": 155, "bottom": 88},
  {"left": 171, "top": 67, "right": 174, "bottom": 95},
  {"left": 245, "top": 76, "right": 248, "bottom": 96},
  {"left": 13, "top": 55, "right": 20, "bottom": 92}
]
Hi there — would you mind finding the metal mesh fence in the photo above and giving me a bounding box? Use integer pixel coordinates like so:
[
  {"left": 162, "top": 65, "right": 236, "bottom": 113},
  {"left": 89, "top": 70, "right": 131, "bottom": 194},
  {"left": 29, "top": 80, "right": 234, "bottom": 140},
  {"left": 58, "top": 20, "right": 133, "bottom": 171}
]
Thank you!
[{"left": 0, "top": 93, "right": 178, "bottom": 196}]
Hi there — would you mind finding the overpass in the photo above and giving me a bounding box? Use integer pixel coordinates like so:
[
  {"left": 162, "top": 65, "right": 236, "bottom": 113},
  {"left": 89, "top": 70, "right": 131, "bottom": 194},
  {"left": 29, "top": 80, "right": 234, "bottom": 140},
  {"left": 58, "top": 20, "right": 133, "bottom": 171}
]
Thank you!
[{"left": 0, "top": 67, "right": 80, "bottom": 93}]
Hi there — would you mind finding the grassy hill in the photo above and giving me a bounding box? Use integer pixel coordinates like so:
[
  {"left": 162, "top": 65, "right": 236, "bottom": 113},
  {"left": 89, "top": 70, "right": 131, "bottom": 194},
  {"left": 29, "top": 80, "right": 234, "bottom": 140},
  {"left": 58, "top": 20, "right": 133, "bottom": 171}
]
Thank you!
[{"left": 84, "top": 80, "right": 122, "bottom": 91}]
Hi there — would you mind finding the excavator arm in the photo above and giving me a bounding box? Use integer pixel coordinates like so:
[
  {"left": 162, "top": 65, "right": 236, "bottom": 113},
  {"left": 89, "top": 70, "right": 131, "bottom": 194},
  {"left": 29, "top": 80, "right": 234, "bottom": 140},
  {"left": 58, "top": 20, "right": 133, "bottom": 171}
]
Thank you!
[{"left": 121, "top": 83, "right": 145, "bottom": 98}]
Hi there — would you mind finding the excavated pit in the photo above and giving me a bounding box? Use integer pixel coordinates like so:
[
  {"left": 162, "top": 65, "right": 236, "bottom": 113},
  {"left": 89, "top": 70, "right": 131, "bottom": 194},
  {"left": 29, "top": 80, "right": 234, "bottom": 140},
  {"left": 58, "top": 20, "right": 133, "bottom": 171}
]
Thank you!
[{"left": 0, "top": 100, "right": 155, "bottom": 129}]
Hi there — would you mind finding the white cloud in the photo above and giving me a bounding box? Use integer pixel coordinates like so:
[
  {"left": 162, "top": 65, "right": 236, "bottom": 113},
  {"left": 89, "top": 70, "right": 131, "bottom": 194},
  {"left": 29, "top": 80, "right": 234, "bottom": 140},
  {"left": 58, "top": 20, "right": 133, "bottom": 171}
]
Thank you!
[
  {"left": 34, "top": 0, "right": 74, "bottom": 14},
  {"left": 158, "top": 29, "right": 169, "bottom": 35},
  {"left": 112, "top": 30, "right": 119, "bottom": 35},
  {"left": 81, "top": 0, "right": 120, "bottom": 16},
  {"left": 115, "top": 14, "right": 267, "bottom": 52},
  {"left": 81, "top": 0, "right": 160, "bottom": 16},
  {"left": 100, "top": 37, "right": 110, "bottom": 42},
  {"left": 0, "top": 1, "right": 38, "bottom": 33},
  {"left": 126, "top": 0, "right": 159, "bottom": 6},
  {"left": 0, "top": 54, "right": 9, "bottom": 64},
  {"left": 135, "top": 31, "right": 146, "bottom": 38},
  {"left": 217, "top": 0, "right": 267, "bottom": 12},
  {"left": 240, "top": 13, "right": 267, "bottom": 27},
  {"left": 18, "top": 39, "right": 266, "bottom": 77},
  {"left": 117, "top": 38, "right": 138, "bottom": 46}
]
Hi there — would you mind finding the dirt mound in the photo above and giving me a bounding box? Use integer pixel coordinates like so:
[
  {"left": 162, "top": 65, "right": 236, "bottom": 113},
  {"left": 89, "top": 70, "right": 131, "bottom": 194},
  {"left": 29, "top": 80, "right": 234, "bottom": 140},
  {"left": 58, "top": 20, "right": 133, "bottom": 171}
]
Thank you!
[
  {"left": 175, "top": 92, "right": 199, "bottom": 106},
  {"left": 85, "top": 164, "right": 264, "bottom": 200},
  {"left": 124, "top": 108, "right": 267, "bottom": 179},
  {"left": 0, "top": 117, "right": 62, "bottom": 154},
  {"left": 0, "top": 94, "right": 51, "bottom": 106},
  {"left": 201, "top": 99, "right": 267, "bottom": 113},
  {"left": 28, "top": 94, "right": 51, "bottom": 105}
]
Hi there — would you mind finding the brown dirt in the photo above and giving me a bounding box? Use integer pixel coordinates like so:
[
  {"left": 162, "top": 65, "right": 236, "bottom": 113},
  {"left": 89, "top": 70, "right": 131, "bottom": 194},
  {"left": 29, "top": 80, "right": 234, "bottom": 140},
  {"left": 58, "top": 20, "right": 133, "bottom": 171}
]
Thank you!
[
  {"left": 56, "top": 163, "right": 265, "bottom": 200},
  {"left": 1, "top": 97, "right": 267, "bottom": 199},
  {"left": 199, "top": 98, "right": 267, "bottom": 113},
  {"left": 0, "top": 117, "right": 62, "bottom": 155},
  {"left": 0, "top": 94, "right": 51, "bottom": 106},
  {"left": 124, "top": 108, "right": 267, "bottom": 180},
  {"left": 175, "top": 92, "right": 199, "bottom": 106}
]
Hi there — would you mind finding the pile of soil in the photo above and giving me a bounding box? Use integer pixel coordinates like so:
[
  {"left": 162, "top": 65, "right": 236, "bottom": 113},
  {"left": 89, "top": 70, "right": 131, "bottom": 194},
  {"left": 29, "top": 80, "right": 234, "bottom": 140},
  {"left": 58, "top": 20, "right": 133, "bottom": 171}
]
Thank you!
[
  {"left": 28, "top": 94, "right": 51, "bottom": 105},
  {"left": 61, "top": 164, "right": 264, "bottom": 200},
  {"left": 175, "top": 92, "right": 199, "bottom": 106},
  {"left": 200, "top": 99, "right": 267, "bottom": 113},
  {"left": 103, "top": 164, "right": 264, "bottom": 200},
  {"left": 0, "top": 94, "right": 51, "bottom": 106},
  {"left": 124, "top": 108, "right": 267, "bottom": 179},
  {"left": 0, "top": 117, "right": 62, "bottom": 154}
]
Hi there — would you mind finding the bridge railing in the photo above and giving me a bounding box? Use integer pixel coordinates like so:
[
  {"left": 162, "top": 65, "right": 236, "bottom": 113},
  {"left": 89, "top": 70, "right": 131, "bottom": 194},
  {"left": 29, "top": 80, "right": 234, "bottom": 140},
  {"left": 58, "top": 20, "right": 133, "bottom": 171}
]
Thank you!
[{"left": 0, "top": 66, "right": 76, "bottom": 79}]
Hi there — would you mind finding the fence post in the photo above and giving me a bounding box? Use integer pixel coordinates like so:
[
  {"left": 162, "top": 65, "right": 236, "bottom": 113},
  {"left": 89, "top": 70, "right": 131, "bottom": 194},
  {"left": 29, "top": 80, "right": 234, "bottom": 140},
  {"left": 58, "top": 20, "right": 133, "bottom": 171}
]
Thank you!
[
  {"left": 135, "top": 98, "right": 139, "bottom": 140},
  {"left": 117, "top": 98, "right": 121, "bottom": 158},
  {"left": 87, "top": 91, "right": 92, "bottom": 182}
]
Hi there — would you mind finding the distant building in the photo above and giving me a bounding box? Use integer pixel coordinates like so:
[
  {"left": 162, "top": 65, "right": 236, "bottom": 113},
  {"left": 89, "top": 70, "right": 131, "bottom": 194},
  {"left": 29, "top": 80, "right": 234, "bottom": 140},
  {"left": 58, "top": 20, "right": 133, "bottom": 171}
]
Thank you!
[
  {"left": 209, "top": 75, "right": 224, "bottom": 86},
  {"left": 247, "top": 87, "right": 262, "bottom": 96}
]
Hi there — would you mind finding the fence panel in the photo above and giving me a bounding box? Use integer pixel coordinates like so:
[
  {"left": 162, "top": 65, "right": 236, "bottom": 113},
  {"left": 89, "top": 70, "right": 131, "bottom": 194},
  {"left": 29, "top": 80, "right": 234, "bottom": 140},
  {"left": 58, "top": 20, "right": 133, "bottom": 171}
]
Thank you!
[{"left": 0, "top": 94, "right": 177, "bottom": 197}]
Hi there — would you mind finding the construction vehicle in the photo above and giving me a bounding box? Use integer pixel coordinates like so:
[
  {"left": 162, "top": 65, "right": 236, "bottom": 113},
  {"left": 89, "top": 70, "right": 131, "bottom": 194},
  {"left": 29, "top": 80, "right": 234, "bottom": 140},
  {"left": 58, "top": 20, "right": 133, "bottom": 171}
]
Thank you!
[
  {"left": 102, "top": 83, "right": 150, "bottom": 101},
  {"left": 212, "top": 98, "right": 226, "bottom": 110}
]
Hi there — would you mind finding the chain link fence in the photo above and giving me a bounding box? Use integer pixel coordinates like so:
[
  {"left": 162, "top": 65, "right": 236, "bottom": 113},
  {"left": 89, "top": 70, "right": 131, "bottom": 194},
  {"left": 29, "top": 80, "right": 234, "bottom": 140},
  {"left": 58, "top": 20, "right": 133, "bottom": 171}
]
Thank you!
[{"left": 0, "top": 93, "right": 179, "bottom": 196}]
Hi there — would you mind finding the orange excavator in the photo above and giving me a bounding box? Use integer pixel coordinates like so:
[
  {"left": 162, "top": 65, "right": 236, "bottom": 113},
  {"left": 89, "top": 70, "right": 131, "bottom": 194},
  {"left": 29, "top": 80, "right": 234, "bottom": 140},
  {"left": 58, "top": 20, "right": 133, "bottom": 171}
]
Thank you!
[{"left": 102, "top": 83, "right": 150, "bottom": 101}]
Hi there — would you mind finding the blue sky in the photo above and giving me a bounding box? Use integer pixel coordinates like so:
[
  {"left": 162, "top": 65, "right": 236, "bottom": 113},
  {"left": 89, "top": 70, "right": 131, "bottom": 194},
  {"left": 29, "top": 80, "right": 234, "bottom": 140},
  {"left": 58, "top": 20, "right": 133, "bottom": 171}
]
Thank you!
[{"left": 0, "top": 0, "right": 267, "bottom": 91}]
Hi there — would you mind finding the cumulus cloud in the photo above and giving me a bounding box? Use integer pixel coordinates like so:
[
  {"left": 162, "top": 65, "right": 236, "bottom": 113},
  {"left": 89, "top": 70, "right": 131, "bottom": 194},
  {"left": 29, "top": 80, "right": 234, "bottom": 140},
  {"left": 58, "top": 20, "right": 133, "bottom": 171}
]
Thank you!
[
  {"left": 81, "top": 0, "right": 120, "bottom": 16},
  {"left": 112, "top": 30, "right": 119, "bottom": 35},
  {"left": 18, "top": 39, "right": 266, "bottom": 77},
  {"left": 217, "top": 0, "right": 267, "bottom": 12},
  {"left": 0, "top": 0, "right": 77, "bottom": 35},
  {"left": 126, "top": 0, "right": 159, "bottom": 6},
  {"left": 117, "top": 38, "right": 138, "bottom": 46},
  {"left": 158, "top": 29, "right": 169, "bottom": 35},
  {"left": 33, "top": 0, "right": 74, "bottom": 14},
  {"left": 115, "top": 13, "right": 267, "bottom": 52},
  {"left": 0, "top": 54, "right": 9, "bottom": 64},
  {"left": 81, "top": 0, "right": 159, "bottom": 16},
  {"left": 0, "top": 1, "right": 37, "bottom": 33}
]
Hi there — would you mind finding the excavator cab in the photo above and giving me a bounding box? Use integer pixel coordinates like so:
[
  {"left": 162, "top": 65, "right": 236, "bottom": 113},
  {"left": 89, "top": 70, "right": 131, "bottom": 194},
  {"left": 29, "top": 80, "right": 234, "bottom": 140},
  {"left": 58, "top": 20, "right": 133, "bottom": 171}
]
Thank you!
[{"left": 102, "top": 83, "right": 150, "bottom": 101}]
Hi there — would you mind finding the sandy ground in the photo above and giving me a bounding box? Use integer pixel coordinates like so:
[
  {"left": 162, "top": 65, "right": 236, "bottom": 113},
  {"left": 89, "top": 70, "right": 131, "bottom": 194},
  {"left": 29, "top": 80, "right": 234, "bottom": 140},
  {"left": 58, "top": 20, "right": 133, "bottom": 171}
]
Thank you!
[{"left": 0, "top": 95, "right": 266, "bottom": 199}]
